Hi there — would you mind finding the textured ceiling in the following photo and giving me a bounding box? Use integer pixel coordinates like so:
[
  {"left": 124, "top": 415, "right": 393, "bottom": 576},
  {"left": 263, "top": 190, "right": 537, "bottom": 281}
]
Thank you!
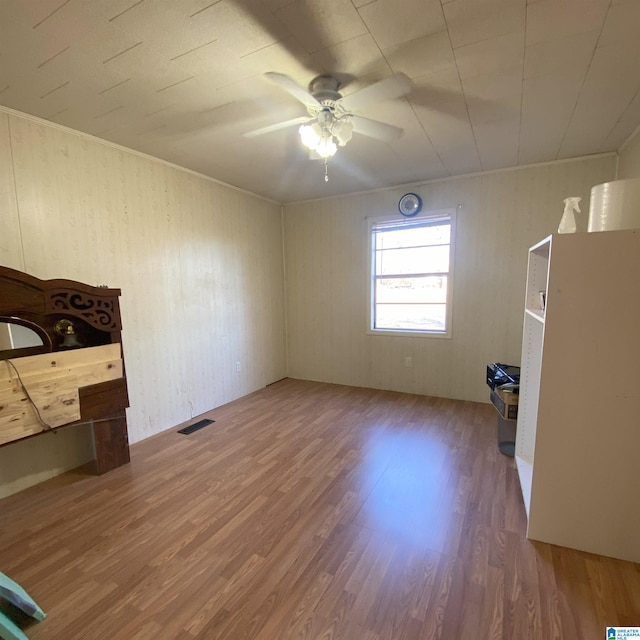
[{"left": 1, "top": 0, "right": 639, "bottom": 203}]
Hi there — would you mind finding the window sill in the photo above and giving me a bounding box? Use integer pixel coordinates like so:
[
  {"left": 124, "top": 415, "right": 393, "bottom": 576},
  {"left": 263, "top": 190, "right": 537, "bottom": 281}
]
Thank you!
[{"left": 367, "top": 328, "right": 452, "bottom": 339}]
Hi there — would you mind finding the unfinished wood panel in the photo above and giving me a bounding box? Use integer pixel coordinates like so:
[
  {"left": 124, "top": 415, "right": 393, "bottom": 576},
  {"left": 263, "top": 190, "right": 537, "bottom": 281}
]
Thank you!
[
  {"left": 283, "top": 156, "right": 616, "bottom": 403},
  {"left": 0, "top": 380, "right": 637, "bottom": 639},
  {"left": 0, "top": 345, "right": 123, "bottom": 444},
  {"left": 0, "top": 343, "right": 121, "bottom": 378}
]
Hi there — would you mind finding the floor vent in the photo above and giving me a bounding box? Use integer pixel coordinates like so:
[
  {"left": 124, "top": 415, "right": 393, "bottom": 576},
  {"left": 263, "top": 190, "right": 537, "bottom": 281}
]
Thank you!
[{"left": 178, "top": 418, "right": 215, "bottom": 435}]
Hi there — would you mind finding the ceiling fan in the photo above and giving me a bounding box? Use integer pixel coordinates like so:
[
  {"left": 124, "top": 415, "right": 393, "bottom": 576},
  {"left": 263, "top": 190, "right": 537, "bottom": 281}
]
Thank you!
[{"left": 243, "top": 72, "right": 412, "bottom": 179}]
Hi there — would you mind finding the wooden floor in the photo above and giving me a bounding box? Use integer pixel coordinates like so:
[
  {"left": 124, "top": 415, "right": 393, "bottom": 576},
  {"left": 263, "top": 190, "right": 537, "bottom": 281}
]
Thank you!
[{"left": 1, "top": 379, "right": 638, "bottom": 639}]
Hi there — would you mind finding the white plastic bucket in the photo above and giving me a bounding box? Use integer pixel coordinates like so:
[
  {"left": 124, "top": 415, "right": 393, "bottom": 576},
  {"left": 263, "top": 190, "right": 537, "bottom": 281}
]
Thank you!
[{"left": 588, "top": 178, "right": 640, "bottom": 232}]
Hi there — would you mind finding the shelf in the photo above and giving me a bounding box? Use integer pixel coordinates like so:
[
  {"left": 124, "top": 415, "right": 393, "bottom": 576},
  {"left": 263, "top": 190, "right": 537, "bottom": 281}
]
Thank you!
[
  {"left": 517, "top": 230, "right": 640, "bottom": 562},
  {"left": 525, "top": 237, "right": 550, "bottom": 317},
  {"left": 515, "top": 455, "right": 533, "bottom": 518},
  {"left": 529, "top": 235, "right": 552, "bottom": 254},
  {"left": 525, "top": 308, "right": 545, "bottom": 323}
]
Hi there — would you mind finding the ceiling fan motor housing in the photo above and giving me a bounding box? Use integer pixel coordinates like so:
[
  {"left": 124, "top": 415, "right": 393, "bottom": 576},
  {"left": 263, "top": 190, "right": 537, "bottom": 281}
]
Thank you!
[{"left": 308, "top": 75, "right": 342, "bottom": 105}]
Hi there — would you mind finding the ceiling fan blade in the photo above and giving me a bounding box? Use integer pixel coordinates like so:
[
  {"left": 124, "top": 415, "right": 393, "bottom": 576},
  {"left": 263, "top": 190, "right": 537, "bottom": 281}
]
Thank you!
[
  {"left": 243, "top": 116, "right": 314, "bottom": 138},
  {"left": 265, "top": 72, "right": 322, "bottom": 110},
  {"left": 232, "top": 0, "right": 338, "bottom": 74},
  {"left": 351, "top": 116, "right": 403, "bottom": 143},
  {"left": 339, "top": 73, "right": 412, "bottom": 112}
]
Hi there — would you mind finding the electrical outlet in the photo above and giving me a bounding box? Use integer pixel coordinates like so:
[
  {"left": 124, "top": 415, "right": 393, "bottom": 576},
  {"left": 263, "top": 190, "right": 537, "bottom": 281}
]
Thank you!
[
  {"left": 236, "top": 361, "right": 241, "bottom": 372},
  {"left": 404, "top": 356, "right": 413, "bottom": 368}
]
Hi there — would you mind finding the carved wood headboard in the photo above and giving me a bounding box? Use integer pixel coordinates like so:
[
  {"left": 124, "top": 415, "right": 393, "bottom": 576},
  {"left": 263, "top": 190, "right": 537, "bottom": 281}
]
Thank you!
[{"left": 0, "top": 265, "right": 130, "bottom": 475}]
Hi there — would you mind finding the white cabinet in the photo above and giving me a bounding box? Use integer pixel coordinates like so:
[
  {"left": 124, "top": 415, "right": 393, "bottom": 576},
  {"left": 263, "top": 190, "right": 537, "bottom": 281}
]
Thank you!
[{"left": 515, "top": 229, "right": 640, "bottom": 563}]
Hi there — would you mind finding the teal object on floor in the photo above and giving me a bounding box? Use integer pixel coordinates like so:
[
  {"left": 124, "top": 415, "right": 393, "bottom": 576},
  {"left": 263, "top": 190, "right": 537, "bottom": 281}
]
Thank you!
[
  {"left": 0, "top": 572, "right": 46, "bottom": 640},
  {"left": 0, "top": 611, "right": 28, "bottom": 640}
]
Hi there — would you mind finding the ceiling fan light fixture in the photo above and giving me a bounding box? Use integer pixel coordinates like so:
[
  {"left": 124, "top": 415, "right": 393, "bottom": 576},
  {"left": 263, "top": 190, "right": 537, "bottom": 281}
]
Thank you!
[
  {"left": 299, "top": 123, "right": 321, "bottom": 150},
  {"left": 315, "top": 137, "right": 337, "bottom": 158},
  {"left": 299, "top": 122, "right": 337, "bottom": 157},
  {"left": 332, "top": 118, "right": 353, "bottom": 147}
]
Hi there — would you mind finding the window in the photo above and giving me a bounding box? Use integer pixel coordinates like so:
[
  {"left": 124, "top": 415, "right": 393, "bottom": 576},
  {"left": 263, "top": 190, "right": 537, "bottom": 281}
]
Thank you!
[{"left": 369, "top": 209, "right": 455, "bottom": 337}]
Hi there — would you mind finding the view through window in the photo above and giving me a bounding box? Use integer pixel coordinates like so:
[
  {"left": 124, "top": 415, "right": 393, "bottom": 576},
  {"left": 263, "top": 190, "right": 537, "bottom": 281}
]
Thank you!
[{"left": 371, "top": 211, "right": 454, "bottom": 335}]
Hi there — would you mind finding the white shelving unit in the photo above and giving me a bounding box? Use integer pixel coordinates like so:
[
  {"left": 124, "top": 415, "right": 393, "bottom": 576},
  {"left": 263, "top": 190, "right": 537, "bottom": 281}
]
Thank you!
[{"left": 515, "top": 229, "right": 640, "bottom": 563}]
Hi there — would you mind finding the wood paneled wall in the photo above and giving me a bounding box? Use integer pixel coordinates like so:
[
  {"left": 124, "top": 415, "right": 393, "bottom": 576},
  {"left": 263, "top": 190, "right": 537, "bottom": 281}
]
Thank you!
[
  {"left": 0, "top": 110, "right": 286, "bottom": 498},
  {"left": 618, "top": 130, "right": 640, "bottom": 179},
  {"left": 283, "top": 156, "right": 616, "bottom": 404}
]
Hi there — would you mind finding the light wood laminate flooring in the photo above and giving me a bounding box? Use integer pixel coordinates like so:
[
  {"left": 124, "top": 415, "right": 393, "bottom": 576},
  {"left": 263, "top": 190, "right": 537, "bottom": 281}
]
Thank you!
[{"left": 1, "top": 379, "right": 638, "bottom": 639}]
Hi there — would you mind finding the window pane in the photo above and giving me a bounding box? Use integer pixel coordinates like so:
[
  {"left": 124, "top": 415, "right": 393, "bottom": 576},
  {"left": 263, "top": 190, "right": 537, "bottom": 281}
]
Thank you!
[
  {"left": 375, "top": 304, "right": 447, "bottom": 332},
  {"left": 371, "top": 214, "right": 452, "bottom": 335},
  {"left": 376, "top": 245, "right": 449, "bottom": 275},
  {"left": 375, "top": 224, "right": 450, "bottom": 250},
  {"left": 376, "top": 276, "right": 447, "bottom": 304}
]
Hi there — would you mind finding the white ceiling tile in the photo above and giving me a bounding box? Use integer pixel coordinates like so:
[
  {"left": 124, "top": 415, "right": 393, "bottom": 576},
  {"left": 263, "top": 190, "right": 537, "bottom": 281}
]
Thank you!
[
  {"left": 588, "top": 38, "right": 640, "bottom": 73},
  {"left": 473, "top": 119, "right": 520, "bottom": 170},
  {"left": 599, "top": 120, "right": 639, "bottom": 152},
  {"left": 198, "top": 6, "right": 286, "bottom": 58},
  {"left": 205, "top": 74, "right": 292, "bottom": 111},
  {"left": 460, "top": 67, "right": 523, "bottom": 98},
  {"left": 410, "top": 67, "right": 468, "bottom": 120},
  {"left": 443, "top": 0, "right": 525, "bottom": 49},
  {"left": 616, "top": 88, "right": 640, "bottom": 124},
  {"left": 598, "top": 1, "right": 640, "bottom": 47},
  {"left": 413, "top": 101, "right": 481, "bottom": 175},
  {"left": 105, "top": 3, "right": 225, "bottom": 60},
  {"left": 517, "top": 136, "right": 561, "bottom": 166},
  {"left": 518, "top": 70, "right": 584, "bottom": 163},
  {"left": 0, "top": 15, "right": 64, "bottom": 69},
  {"left": 468, "top": 92, "right": 521, "bottom": 127},
  {"left": 169, "top": 41, "right": 247, "bottom": 79},
  {"left": 557, "top": 42, "right": 640, "bottom": 158},
  {"left": 83, "top": 0, "right": 188, "bottom": 22},
  {"left": 437, "top": 145, "right": 482, "bottom": 175},
  {"left": 389, "top": 138, "right": 445, "bottom": 172},
  {"left": 557, "top": 127, "right": 611, "bottom": 159},
  {"left": 274, "top": 0, "right": 368, "bottom": 54},
  {"left": 26, "top": 3, "right": 123, "bottom": 54},
  {"left": 383, "top": 31, "right": 455, "bottom": 79},
  {"left": 91, "top": 41, "right": 191, "bottom": 92},
  {"left": 461, "top": 68, "right": 523, "bottom": 123},
  {"left": 358, "top": 0, "right": 446, "bottom": 50},
  {"left": 524, "top": 30, "right": 598, "bottom": 80},
  {"left": 525, "top": 0, "right": 609, "bottom": 46},
  {"left": 522, "top": 71, "right": 585, "bottom": 111},
  {"left": 238, "top": 39, "right": 312, "bottom": 78},
  {"left": 0, "top": 0, "right": 73, "bottom": 29},
  {"left": 454, "top": 31, "right": 524, "bottom": 81},
  {"left": 308, "top": 34, "right": 388, "bottom": 79}
]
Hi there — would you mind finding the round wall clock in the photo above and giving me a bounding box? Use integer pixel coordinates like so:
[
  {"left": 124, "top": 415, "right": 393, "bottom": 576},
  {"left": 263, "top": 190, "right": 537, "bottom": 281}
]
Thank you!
[{"left": 398, "top": 193, "right": 422, "bottom": 217}]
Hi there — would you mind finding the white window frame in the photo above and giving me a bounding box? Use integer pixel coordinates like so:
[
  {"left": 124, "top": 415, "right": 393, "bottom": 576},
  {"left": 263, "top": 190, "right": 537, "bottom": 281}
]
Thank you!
[{"left": 367, "top": 207, "right": 456, "bottom": 339}]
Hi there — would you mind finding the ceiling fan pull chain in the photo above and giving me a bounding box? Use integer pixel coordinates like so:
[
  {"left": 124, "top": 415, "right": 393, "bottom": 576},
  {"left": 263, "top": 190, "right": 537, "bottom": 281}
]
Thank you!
[{"left": 324, "top": 159, "right": 329, "bottom": 182}]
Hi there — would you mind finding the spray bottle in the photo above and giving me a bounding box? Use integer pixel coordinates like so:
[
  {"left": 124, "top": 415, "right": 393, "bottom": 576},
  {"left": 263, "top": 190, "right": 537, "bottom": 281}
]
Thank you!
[{"left": 558, "top": 197, "right": 581, "bottom": 234}]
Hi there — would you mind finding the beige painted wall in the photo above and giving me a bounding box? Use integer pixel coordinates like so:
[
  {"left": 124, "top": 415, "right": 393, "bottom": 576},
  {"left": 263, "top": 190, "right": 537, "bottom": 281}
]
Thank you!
[
  {"left": 0, "top": 110, "right": 286, "bottom": 498},
  {"left": 283, "top": 156, "right": 616, "bottom": 403},
  {"left": 618, "top": 130, "right": 640, "bottom": 179}
]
